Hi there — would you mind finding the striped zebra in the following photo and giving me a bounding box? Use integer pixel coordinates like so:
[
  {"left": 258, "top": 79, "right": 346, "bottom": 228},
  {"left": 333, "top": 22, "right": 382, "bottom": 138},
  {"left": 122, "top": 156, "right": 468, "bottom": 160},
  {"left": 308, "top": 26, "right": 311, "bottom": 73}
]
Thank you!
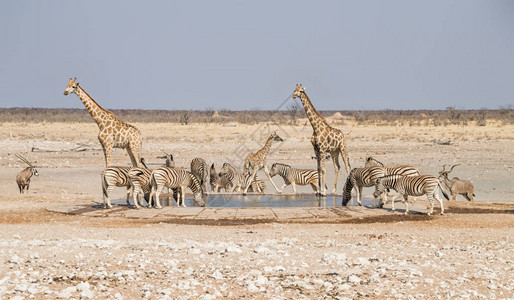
[
  {"left": 269, "top": 163, "right": 322, "bottom": 194},
  {"left": 149, "top": 167, "right": 207, "bottom": 208},
  {"left": 219, "top": 163, "right": 245, "bottom": 193},
  {"left": 373, "top": 175, "right": 449, "bottom": 215},
  {"left": 101, "top": 166, "right": 132, "bottom": 209},
  {"left": 191, "top": 157, "right": 209, "bottom": 194},
  {"left": 243, "top": 173, "right": 266, "bottom": 194},
  {"left": 365, "top": 156, "right": 420, "bottom": 177},
  {"left": 342, "top": 166, "right": 386, "bottom": 206},
  {"left": 209, "top": 163, "right": 232, "bottom": 192}
]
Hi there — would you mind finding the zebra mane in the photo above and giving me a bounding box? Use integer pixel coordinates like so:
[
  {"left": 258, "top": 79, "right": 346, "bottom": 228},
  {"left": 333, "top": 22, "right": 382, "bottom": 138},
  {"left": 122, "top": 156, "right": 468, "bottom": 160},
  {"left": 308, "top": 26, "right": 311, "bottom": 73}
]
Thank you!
[{"left": 272, "top": 162, "right": 291, "bottom": 168}]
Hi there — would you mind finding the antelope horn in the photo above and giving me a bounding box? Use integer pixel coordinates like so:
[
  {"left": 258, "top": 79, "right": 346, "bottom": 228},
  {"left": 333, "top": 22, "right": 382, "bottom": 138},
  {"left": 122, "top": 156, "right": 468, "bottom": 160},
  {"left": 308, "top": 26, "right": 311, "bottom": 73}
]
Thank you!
[
  {"left": 441, "top": 164, "right": 447, "bottom": 172},
  {"left": 449, "top": 164, "right": 460, "bottom": 173},
  {"left": 15, "top": 154, "right": 33, "bottom": 167}
]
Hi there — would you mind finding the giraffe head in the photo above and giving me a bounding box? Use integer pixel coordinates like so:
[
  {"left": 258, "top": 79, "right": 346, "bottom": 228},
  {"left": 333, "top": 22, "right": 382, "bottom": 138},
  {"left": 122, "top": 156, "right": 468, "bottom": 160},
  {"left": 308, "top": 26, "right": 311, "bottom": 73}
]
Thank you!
[
  {"left": 292, "top": 84, "right": 305, "bottom": 99},
  {"left": 63, "top": 78, "right": 79, "bottom": 95},
  {"left": 270, "top": 131, "right": 284, "bottom": 142}
]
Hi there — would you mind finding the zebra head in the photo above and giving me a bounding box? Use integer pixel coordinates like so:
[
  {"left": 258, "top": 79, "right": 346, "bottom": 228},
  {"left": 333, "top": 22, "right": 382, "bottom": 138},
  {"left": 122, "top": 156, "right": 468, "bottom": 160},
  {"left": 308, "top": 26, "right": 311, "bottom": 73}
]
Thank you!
[
  {"left": 373, "top": 177, "right": 387, "bottom": 199},
  {"left": 63, "top": 77, "right": 79, "bottom": 96}
]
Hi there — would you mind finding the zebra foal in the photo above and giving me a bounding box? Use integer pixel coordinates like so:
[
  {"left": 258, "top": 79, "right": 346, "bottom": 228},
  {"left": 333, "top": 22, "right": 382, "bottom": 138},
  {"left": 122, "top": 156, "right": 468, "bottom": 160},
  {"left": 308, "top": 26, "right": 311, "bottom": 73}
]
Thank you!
[
  {"left": 219, "top": 163, "right": 245, "bottom": 193},
  {"left": 373, "top": 175, "right": 449, "bottom": 215},
  {"left": 269, "top": 163, "right": 322, "bottom": 194},
  {"left": 342, "top": 166, "right": 386, "bottom": 206},
  {"left": 209, "top": 163, "right": 232, "bottom": 192},
  {"left": 149, "top": 167, "right": 207, "bottom": 209}
]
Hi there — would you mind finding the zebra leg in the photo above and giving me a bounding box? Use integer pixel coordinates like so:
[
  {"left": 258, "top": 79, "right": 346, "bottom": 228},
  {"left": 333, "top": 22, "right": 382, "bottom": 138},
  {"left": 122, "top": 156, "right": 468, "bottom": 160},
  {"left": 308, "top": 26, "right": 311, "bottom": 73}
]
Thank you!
[
  {"left": 356, "top": 186, "right": 362, "bottom": 206},
  {"left": 278, "top": 183, "right": 287, "bottom": 194},
  {"left": 126, "top": 187, "right": 132, "bottom": 206},
  {"left": 391, "top": 195, "right": 396, "bottom": 212},
  {"left": 404, "top": 195, "right": 409, "bottom": 215},
  {"left": 105, "top": 186, "right": 114, "bottom": 209},
  {"left": 426, "top": 195, "right": 435, "bottom": 215},
  {"left": 310, "top": 183, "right": 319, "bottom": 194},
  {"left": 379, "top": 192, "right": 387, "bottom": 208},
  {"left": 181, "top": 187, "right": 187, "bottom": 207},
  {"left": 243, "top": 170, "right": 258, "bottom": 194},
  {"left": 155, "top": 185, "right": 165, "bottom": 209},
  {"left": 320, "top": 155, "right": 327, "bottom": 197},
  {"left": 291, "top": 182, "right": 297, "bottom": 194},
  {"left": 330, "top": 151, "right": 341, "bottom": 194},
  {"left": 434, "top": 192, "right": 444, "bottom": 215}
]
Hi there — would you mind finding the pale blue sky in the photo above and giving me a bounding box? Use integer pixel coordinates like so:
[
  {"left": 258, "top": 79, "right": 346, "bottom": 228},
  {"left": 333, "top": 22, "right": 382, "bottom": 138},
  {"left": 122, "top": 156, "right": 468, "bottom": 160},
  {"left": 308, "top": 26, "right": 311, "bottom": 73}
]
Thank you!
[{"left": 1, "top": 1, "right": 513, "bottom": 110}]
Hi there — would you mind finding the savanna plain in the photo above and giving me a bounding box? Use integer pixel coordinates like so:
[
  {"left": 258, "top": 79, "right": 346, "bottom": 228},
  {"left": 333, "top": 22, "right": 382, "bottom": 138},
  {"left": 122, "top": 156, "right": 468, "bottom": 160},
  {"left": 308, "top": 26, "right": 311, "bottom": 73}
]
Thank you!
[{"left": 0, "top": 113, "right": 513, "bottom": 299}]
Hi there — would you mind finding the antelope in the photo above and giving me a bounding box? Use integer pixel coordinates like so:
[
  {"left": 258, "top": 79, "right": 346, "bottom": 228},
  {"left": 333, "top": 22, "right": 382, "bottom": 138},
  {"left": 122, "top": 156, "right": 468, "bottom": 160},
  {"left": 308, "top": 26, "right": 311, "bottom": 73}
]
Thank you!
[
  {"left": 15, "top": 154, "right": 39, "bottom": 194},
  {"left": 438, "top": 164, "right": 475, "bottom": 201}
]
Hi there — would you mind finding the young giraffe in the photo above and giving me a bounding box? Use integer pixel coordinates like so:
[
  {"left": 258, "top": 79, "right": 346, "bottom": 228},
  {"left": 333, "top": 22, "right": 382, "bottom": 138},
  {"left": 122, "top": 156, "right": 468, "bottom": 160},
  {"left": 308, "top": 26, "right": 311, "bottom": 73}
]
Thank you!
[
  {"left": 242, "top": 132, "right": 284, "bottom": 194},
  {"left": 292, "top": 84, "right": 351, "bottom": 196},
  {"left": 64, "top": 78, "right": 143, "bottom": 167}
]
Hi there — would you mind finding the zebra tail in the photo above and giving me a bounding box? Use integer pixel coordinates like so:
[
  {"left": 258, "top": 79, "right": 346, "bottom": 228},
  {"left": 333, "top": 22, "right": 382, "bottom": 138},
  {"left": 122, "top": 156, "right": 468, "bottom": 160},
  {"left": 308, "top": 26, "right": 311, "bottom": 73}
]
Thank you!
[
  {"left": 101, "top": 173, "right": 108, "bottom": 198},
  {"left": 439, "top": 182, "right": 450, "bottom": 200}
]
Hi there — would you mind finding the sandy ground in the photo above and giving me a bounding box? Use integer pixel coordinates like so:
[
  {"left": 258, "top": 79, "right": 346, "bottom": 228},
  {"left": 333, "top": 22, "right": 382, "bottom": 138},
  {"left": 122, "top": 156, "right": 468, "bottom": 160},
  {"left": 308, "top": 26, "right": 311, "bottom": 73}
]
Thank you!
[{"left": 0, "top": 121, "right": 513, "bottom": 299}]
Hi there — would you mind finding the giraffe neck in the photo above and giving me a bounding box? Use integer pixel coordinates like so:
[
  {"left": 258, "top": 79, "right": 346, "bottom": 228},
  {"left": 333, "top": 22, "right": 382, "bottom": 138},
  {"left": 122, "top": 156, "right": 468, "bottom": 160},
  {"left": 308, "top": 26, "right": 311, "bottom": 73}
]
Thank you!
[
  {"left": 299, "top": 92, "right": 328, "bottom": 134},
  {"left": 75, "top": 86, "right": 113, "bottom": 127},
  {"left": 257, "top": 136, "right": 274, "bottom": 160}
]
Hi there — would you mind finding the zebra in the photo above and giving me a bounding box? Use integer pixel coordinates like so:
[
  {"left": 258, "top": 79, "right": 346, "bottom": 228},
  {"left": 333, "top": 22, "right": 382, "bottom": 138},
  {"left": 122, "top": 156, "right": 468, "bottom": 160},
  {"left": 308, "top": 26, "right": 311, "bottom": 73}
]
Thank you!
[
  {"left": 127, "top": 158, "right": 154, "bottom": 209},
  {"left": 364, "top": 156, "right": 420, "bottom": 177},
  {"left": 373, "top": 174, "right": 449, "bottom": 215},
  {"left": 191, "top": 158, "right": 209, "bottom": 194},
  {"left": 149, "top": 167, "right": 207, "bottom": 209},
  {"left": 219, "top": 163, "right": 245, "bottom": 193},
  {"left": 364, "top": 156, "right": 421, "bottom": 205},
  {"left": 101, "top": 166, "right": 132, "bottom": 209},
  {"left": 268, "top": 163, "right": 323, "bottom": 194},
  {"left": 243, "top": 173, "right": 266, "bottom": 194},
  {"left": 15, "top": 154, "right": 39, "bottom": 194},
  {"left": 342, "top": 166, "right": 386, "bottom": 206},
  {"left": 209, "top": 163, "right": 232, "bottom": 192}
]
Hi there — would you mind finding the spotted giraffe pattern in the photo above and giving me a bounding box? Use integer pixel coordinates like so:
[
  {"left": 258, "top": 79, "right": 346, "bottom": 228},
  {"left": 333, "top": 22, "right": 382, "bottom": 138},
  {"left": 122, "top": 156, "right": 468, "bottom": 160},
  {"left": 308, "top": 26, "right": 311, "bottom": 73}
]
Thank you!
[
  {"left": 242, "top": 132, "right": 284, "bottom": 194},
  {"left": 64, "top": 78, "right": 143, "bottom": 167},
  {"left": 292, "top": 84, "right": 351, "bottom": 196}
]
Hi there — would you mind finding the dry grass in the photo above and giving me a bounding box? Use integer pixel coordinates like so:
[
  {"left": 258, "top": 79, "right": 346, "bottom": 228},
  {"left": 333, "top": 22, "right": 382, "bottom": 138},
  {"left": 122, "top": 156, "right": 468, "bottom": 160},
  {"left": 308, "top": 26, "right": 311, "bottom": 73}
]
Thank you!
[{"left": 1, "top": 107, "right": 513, "bottom": 126}]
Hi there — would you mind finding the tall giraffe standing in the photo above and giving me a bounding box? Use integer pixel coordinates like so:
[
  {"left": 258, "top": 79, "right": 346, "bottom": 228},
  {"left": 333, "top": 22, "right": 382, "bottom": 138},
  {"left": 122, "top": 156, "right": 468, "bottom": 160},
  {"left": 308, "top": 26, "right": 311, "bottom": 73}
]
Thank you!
[
  {"left": 242, "top": 132, "right": 284, "bottom": 194},
  {"left": 292, "top": 84, "right": 351, "bottom": 196},
  {"left": 64, "top": 78, "right": 143, "bottom": 167}
]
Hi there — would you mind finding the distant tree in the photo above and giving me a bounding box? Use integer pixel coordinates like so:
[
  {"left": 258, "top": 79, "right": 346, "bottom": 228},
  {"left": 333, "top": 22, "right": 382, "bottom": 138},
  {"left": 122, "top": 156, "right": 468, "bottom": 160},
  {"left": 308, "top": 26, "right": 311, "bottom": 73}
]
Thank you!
[{"left": 287, "top": 102, "right": 303, "bottom": 123}]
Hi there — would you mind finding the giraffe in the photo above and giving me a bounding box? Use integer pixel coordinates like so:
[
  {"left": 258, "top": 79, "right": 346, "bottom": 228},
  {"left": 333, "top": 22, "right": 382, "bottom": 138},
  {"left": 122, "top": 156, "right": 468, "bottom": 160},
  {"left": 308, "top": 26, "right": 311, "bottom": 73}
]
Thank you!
[
  {"left": 242, "top": 131, "right": 284, "bottom": 194},
  {"left": 292, "top": 84, "right": 351, "bottom": 196},
  {"left": 64, "top": 78, "right": 143, "bottom": 167}
]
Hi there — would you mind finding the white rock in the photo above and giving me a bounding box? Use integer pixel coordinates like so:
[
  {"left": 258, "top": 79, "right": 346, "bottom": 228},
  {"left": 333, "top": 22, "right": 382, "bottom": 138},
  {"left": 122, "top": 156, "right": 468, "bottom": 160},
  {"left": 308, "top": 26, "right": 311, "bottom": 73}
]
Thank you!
[
  {"left": 255, "top": 276, "right": 268, "bottom": 286},
  {"left": 321, "top": 253, "right": 347, "bottom": 265},
  {"left": 114, "top": 292, "right": 123, "bottom": 300},
  {"left": 347, "top": 275, "right": 362, "bottom": 284},
  {"left": 81, "top": 288, "right": 94, "bottom": 299},
  {"left": 58, "top": 286, "right": 77, "bottom": 298},
  {"left": 9, "top": 255, "right": 23, "bottom": 264},
  {"left": 254, "top": 246, "right": 270, "bottom": 253},
  {"left": 225, "top": 246, "right": 242, "bottom": 253},
  {"left": 212, "top": 270, "right": 223, "bottom": 280},
  {"left": 356, "top": 257, "right": 370, "bottom": 266},
  {"left": 247, "top": 283, "right": 259, "bottom": 292},
  {"left": 188, "top": 248, "right": 201, "bottom": 255}
]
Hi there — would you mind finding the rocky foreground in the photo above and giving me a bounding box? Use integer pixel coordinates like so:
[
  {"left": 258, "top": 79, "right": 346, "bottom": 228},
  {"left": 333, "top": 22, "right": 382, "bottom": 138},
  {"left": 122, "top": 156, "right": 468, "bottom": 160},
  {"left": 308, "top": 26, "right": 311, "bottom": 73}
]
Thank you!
[{"left": 1, "top": 209, "right": 512, "bottom": 300}]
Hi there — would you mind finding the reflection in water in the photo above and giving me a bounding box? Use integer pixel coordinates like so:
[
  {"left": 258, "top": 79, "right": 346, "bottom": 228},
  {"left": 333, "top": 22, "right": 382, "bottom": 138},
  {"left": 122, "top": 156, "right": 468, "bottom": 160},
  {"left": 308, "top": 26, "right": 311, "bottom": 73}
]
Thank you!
[{"left": 140, "top": 194, "right": 378, "bottom": 208}]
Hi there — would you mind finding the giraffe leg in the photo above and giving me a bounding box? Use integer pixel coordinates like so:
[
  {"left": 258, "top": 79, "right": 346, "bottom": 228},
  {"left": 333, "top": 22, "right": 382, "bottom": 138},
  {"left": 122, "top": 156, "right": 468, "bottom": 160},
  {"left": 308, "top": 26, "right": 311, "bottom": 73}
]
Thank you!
[
  {"left": 127, "top": 143, "right": 141, "bottom": 167},
  {"left": 99, "top": 137, "right": 113, "bottom": 167},
  {"left": 341, "top": 142, "right": 351, "bottom": 175},
  {"left": 264, "top": 165, "right": 280, "bottom": 193},
  {"left": 330, "top": 151, "right": 341, "bottom": 194}
]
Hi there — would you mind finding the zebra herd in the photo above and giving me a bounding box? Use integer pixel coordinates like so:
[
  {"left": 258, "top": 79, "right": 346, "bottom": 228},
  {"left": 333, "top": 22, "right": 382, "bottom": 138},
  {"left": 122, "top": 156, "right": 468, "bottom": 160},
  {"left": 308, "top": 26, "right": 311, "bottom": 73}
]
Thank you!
[{"left": 101, "top": 153, "right": 474, "bottom": 215}]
